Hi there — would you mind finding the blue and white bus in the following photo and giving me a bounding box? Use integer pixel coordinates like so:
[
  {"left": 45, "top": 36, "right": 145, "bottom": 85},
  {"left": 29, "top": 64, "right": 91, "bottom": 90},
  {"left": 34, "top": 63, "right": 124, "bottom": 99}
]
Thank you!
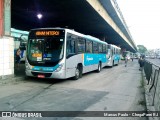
[
  {"left": 107, "top": 44, "right": 121, "bottom": 67},
  {"left": 25, "top": 28, "right": 119, "bottom": 79}
]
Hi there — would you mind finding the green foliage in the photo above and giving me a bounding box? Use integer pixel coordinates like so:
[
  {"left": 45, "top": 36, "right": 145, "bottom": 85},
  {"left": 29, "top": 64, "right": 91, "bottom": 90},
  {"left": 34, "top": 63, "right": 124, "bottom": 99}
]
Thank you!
[{"left": 137, "top": 45, "right": 147, "bottom": 53}]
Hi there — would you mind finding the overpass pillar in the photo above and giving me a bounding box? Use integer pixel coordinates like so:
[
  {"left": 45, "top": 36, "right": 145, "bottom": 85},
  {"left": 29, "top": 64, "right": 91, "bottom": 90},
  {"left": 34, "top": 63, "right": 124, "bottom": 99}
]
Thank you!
[
  {"left": 99, "top": 36, "right": 107, "bottom": 42},
  {"left": 0, "top": 0, "right": 14, "bottom": 80},
  {"left": 0, "top": 0, "right": 4, "bottom": 36}
]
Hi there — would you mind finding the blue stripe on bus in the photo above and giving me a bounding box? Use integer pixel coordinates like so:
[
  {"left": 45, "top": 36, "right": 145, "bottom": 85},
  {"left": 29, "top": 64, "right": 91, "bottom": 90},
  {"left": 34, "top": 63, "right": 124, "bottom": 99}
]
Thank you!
[
  {"left": 113, "top": 54, "right": 120, "bottom": 62},
  {"left": 84, "top": 53, "right": 107, "bottom": 66},
  {"left": 32, "top": 64, "right": 59, "bottom": 72}
]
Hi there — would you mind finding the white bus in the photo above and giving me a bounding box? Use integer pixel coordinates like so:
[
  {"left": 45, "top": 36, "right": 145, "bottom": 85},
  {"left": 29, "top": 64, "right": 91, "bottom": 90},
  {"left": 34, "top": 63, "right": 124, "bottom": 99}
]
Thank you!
[
  {"left": 25, "top": 28, "right": 119, "bottom": 79},
  {"left": 107, "top": 44, "right": 121, "bottom": 67}
]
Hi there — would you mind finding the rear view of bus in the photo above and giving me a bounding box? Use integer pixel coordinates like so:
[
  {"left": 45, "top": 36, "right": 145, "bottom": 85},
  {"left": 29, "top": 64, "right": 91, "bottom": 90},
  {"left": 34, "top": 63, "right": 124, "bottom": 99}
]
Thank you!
[
  {"left": 25, "top": 28, "right": 66, "bottom": 79},
  {"left": 106, "top": 44, "right": 121, "bottom": 67}
]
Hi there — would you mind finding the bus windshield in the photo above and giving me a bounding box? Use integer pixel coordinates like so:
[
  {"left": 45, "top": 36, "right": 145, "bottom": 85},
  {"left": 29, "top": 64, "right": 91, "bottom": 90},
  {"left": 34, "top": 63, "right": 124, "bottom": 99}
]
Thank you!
[{"left": 27, "top": 37, "right": 64, "bottom": 66}]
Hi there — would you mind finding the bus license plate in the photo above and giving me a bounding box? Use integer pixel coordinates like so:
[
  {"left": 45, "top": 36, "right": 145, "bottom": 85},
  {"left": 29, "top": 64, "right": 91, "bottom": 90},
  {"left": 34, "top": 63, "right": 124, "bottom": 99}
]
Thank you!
[{"left": 38, "top": 74, "right": 45, "bottom": 78}]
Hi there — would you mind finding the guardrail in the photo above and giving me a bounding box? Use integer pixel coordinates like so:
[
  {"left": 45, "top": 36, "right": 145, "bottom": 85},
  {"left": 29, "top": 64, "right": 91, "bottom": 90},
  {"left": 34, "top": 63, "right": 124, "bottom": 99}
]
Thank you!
[{"left": 144, "top": 60, "right": 160, "bottom": 111}]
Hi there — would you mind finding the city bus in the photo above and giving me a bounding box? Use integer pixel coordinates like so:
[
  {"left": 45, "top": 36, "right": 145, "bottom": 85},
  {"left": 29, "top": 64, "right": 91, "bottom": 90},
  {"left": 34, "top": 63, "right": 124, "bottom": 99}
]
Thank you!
[
  {"left": 25, "top": 28, "right": 110, "bottom": 79},
  {"left": 106, "top": 44, "right": 121, "bottom": 66}
]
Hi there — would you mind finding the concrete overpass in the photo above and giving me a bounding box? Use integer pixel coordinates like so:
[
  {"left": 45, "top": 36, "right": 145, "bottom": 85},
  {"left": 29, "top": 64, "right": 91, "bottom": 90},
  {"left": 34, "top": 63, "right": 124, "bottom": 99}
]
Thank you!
[
  {"left": 0, "top": 0, "right": 137, "bottom": 78},
  {"left": 11, "top": 0, "right": 137, "bottom": 52}
]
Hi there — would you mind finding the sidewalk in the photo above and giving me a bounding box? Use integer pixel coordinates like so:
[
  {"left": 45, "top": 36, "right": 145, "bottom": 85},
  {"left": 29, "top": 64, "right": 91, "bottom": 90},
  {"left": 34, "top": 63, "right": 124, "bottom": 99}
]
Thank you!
[
  {"left": 0, "top": 63, "right": 25, "bottom": 85},
  {"left": 143, "top": 71, "right": 159, "bottom": 120}
]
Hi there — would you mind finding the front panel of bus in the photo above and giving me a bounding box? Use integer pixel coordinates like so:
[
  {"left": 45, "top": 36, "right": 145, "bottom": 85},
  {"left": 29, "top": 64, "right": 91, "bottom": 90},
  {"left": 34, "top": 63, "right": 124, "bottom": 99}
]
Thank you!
[{"left": 25, "top": 29, "right": 66, "bottom": 79}]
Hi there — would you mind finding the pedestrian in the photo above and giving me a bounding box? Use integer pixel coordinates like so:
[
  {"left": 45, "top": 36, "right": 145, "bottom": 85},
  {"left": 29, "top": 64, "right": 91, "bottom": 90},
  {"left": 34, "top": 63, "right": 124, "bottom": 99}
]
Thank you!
[
  {"left": 125, "top": 56, "right": 128, "bottom": 67},
  {"left": 131, "top": 57, "right": 133, "bottom": 61},
  {"left": 15, "top": 48, "right": 21, "bottom": 69},
  {"left": 138, "top": 56, "right": 145, "bottom": 71}
]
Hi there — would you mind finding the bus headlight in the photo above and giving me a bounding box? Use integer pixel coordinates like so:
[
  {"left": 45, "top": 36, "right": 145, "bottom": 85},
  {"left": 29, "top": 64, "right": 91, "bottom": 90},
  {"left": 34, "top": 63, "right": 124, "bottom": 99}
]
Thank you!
[
  {"left": 55, "top": 64, "right": 64, "bottom": 72},
  {"left": 25, "top": 63, "right": 29, "bottom": 69},
  {"left": 25, "top": 63, "right": 33, "bottom": 70}
]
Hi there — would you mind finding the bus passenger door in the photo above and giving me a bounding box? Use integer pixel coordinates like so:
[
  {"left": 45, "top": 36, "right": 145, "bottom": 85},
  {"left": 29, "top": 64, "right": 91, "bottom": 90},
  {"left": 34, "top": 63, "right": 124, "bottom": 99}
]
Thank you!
[{"left": 66, "top": 37, "right": 77, "bottom": 78}]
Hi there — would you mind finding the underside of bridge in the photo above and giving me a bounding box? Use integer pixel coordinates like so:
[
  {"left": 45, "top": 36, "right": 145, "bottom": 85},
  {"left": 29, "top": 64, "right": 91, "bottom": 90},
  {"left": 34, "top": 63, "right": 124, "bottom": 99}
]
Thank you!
[{"left": 11, "top": 0, "right": 136, "bottom": 52}]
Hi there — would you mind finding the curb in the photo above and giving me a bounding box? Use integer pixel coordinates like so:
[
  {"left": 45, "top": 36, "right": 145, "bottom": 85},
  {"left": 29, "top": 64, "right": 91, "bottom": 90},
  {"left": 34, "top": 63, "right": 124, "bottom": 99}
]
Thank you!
[
  {"left": 143, "top": 71, "right": 159, "bottom": 120},
  {"left": 0, "top": 75, "right": 24, "bottom": 85}
]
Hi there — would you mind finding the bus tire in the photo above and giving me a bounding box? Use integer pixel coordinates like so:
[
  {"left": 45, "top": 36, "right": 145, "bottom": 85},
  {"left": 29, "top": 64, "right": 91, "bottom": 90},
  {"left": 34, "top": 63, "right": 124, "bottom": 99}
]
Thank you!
[
  {"left": 116, "top": 60, "right": 119, "bottom": 66},
  {"left": 79, "top": 65, "right": 83, "bottom": 78},
  {"left": 73, "top": 66, "right": 80, "bottom": 80},
  {"left": 112, "top": 61, "right": 114, "bottom": 67},
  {"left": 97, "top": 62, "right": 101, "bottom": 73}
]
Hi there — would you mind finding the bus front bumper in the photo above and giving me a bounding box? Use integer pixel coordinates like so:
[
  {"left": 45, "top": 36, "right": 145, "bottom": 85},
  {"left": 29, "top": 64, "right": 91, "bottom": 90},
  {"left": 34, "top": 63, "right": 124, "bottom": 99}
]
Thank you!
[{"left": 25, "top": 69, "right": 66, "bottom": 79}]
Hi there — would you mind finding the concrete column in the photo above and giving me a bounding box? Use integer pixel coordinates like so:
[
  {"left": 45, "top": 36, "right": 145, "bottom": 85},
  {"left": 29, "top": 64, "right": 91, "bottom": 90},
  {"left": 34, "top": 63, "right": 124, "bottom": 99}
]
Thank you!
[
  {"left": 0, "top": 0, "right": 14, "bottom": 80},
  {"left": 4, "top": 0, "right": 11, "bottom": 35},
  {"left": 98, "top": 36, "right": 107, "bottom": 42},
  {"left": 100, "top": 36, "right": 105, "bottom": 42},
  {"left": 0, "top": 0, "right": 4, "bottom": 36}
]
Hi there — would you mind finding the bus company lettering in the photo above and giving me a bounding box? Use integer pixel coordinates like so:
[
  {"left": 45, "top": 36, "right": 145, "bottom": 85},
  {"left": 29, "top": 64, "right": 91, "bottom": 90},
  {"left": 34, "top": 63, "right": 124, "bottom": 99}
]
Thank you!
[
  {"left": 36, "top": 31, "right": 60, "bottom": 36},
  {"left": 86, "top": 56, "right": 93, "bottom": 61}
]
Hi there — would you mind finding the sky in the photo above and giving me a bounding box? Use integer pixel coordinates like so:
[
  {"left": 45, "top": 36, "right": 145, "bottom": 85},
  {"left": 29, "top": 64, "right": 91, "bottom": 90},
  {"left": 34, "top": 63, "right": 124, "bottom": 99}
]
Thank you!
[{"left": 116, "top": 0, "right": 160, "bottom": 50}]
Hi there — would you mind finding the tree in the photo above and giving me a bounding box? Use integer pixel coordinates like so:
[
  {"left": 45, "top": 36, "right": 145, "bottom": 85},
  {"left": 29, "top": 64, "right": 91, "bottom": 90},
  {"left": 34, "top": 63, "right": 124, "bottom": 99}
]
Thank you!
[{"left": 137, "top": 45, "right": 147, "bottom": 54}]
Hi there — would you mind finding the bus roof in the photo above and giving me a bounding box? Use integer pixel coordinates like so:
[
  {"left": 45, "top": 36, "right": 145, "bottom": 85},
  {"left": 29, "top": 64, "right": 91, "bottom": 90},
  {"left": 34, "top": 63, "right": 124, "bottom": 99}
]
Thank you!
[
  {"left": 108, "top": 44, "right": 121, "bottom": 49},
  {"left": 30, "top": 27, "right": 108, "bottom": 45}
]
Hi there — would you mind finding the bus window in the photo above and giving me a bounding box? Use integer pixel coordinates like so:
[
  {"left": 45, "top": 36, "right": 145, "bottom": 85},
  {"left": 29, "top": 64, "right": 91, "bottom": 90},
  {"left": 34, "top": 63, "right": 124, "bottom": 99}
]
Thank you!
[
  {"left": 93, "top": 42, "right": 98, "bottom": 53},
  {"left": 99, "top": 44, "right": 103, "bottom": 53},
  {"left": 106, "top": 45, "right": 108, "bottom": 54},
  {"left": 115, "top": 48, "right": 117, "bottom": 54},
  {"left": 44, "top": 38, "right": 64, "bottom": 61},
  {"left": 78, "top": 38, "right": 85, "bottom": 53},
  {"left": 86, "top": 40, "right": 92, "bottom": 53},
  {"left": 102, "top": 44, "right": 106, "bottom": 53},
  {"left": 66, "top": 40, "right": 75, "bottom": 56},
  {"left": 28, "top": 39, "right": 43, "bottom": 61}
]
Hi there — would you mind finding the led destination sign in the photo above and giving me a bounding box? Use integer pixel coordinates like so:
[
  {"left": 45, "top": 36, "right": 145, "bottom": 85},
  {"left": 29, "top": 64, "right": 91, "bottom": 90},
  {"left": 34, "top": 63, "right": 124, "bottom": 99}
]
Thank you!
[{"left": 35, "top": 31, "right": 60, "bottom": 36}]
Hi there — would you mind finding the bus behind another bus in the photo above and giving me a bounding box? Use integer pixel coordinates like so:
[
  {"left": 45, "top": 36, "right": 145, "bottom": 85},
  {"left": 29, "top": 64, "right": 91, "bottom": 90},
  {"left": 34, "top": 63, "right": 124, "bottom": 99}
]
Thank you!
[{"left": 25, "top": 28, "right": 120, "bottom": 79}]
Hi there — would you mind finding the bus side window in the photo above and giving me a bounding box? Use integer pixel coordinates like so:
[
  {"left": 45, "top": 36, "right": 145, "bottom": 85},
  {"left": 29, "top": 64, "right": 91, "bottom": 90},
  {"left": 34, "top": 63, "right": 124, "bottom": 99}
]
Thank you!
[
  {"left": 93, "top": 42, "right": 98, "bottom": 53},
  {"left": 99, "top": 44, "right": 103, "bottom": 53},
  {"left": 77, "top": 38, "right": 85, "bottom": 53},
  {"left": 106, "top": 45, "right": 108, "bottom": 54},
  {"left": 86, "top": 40, "right": 92, "bottom": 53},
  {"left": 102, "top": 44, "right": 106, "bottom": 53},
  {"left": 66, "top": 40, "right": 75, "bottom": 57}
]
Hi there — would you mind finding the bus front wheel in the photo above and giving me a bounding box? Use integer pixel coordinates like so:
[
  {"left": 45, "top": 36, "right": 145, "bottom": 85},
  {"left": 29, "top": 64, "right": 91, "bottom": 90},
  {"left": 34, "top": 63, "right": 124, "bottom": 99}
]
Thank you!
[
  {"left": 73, "top": 66, "right": 80, "bottom": 80},
  {"left": 97, "top": 62, "right": 101, "bottom": 73}
]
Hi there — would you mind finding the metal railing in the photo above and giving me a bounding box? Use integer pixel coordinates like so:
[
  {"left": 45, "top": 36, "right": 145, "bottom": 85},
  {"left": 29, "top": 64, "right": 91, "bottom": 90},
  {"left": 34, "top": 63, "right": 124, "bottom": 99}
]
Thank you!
[{"left": 144, "top": 60, "right": 160, "bottom": 111}]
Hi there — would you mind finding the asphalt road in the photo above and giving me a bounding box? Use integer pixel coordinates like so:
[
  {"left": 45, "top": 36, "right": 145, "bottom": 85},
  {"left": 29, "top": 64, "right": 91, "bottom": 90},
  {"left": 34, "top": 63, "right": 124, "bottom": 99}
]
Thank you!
[
  {"left": 146, "top": 58, "right": 160, "bottom": 67},
  {"left": 0, "top": 60, "right": 147, "bottom": 120}
]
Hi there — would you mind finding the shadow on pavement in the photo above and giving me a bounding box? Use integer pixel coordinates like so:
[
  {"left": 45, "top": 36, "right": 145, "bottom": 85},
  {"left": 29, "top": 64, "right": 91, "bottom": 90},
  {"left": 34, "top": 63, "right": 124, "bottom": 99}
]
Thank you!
[{"left": 14, "top": 62, "right": 25, "bottom": 77}]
